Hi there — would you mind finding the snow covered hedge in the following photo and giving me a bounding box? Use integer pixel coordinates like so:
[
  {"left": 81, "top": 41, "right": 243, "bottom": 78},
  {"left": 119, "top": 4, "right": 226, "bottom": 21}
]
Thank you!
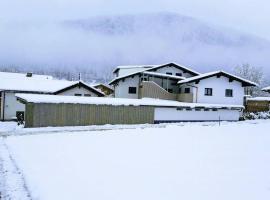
[{"left": 242, "top": 111, "right": 270, "bottom": 120}]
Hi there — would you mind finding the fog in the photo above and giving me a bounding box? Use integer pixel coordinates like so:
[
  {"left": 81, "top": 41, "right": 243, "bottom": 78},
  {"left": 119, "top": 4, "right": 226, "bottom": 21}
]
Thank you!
[{"left": 1, "top": 0, "right": 270, "bottom": 80}]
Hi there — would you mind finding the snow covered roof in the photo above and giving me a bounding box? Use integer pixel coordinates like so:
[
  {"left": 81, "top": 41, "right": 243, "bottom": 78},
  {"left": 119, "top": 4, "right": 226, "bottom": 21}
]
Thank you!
[
  {"left": 0, "top": 74, "right": 104, "bottom": 95},
  {"left": 262, "top": 86, "right": 270, "bottom": 92},
  {"left": 0, "top": 71, "right": 53, "bottom": 80},
  {"left": 16, "top": 93, "right": 244, "bottom": 109},
  {"left": 109, "top": 62, "right": 198, "bottom": 85},
  {"left": 113, "top": 65, "right": 156, "bottom": 73},
  {"left": 177, "top": 71, "right": 257, "bottom": 87},
  {"left": 247, "top": 97, "right": 270, "bottom": 102}
]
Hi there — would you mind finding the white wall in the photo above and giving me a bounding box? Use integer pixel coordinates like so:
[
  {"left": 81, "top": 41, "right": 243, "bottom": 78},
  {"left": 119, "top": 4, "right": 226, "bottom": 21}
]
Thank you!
[
  {"left": 4, "top": 92, "right": 25, "bottom": 120},
  {"left": 117, "top": 67, "right": 151, "bottom": 77},
  {"left": 114, "top": 76, "right": 140, "bottom": 99},
  {"left": 154, "top": 66, "right": 194, "bottom": 78},
  {"left": 192, "top": 76, "right": 245, "bottom": 105},
  {"left": 57, "top": 86, "right": 99, "bottom": 97},
  {"left": 154, "top": 107, "right": 241, "bottom": 121}
]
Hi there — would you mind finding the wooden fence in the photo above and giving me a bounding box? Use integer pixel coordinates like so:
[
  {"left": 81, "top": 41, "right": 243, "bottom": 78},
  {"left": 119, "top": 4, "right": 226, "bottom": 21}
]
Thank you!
[
  {"left": 246, "top": 100, "right": 270, "bottom": 112},
  {"left": 25, "top": 103, "right": 155, "bottom": 128}
]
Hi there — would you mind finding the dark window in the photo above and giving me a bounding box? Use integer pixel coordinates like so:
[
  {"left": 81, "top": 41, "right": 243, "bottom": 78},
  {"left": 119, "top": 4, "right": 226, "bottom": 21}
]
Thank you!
[
  {"left": 141, "top": 77, "right": 148, "bottom": 81},
  {"left": 195, "top": 108, "right": 202, "bottom": 111},
  {"left": 166, "top": 72, "right": 173, "bottom": 75},
  {"left": 212, "top": 108, "right": 218, "bottom": 111},
  {"left": 205, "top": 88, "right": 213, "bottom": 96},
  {"left": 167, "top": 89, "right": 173, "bottom": 93},
  {"left": 177, "top": 107, "right": 183, "bottom": 111},
  {"left": 128, "top": 87, "right": 137, "bottom": 94},
  {"left": 74, "top": 94, "right": 82, "bottom": 96},
  {"left": 186, "top": 107, "right": 192, "bottom": 111},
  {"left": 184, "top": 88, "right": 190, "bottom": 94},
  {"left": 84, "top": 94, "right": 91, "bottom": 97},
  {"left": 204, "top": 108, "right": 210, "bottom": 111},
  {"left": 176, "top": 73, "right": 182, "bottom": 76},
  {"left": 225, "top": 89, "right": 233, "bottom": 97}
]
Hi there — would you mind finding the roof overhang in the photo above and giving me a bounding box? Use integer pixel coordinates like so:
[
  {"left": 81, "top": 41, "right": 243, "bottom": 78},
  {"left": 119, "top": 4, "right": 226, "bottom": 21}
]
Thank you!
[{"left": 177, "top": 71, "right": 257, "bottom": 87}]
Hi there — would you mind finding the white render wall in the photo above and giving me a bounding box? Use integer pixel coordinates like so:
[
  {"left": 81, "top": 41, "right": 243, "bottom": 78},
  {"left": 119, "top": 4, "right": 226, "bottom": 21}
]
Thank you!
[
  {"left": 117, "top": 67, "right": 151, "bottom": 77},
  {"left": 57, "top": 86, "right": 99, "bottom": 97},
  {"left": 154, "top": 66, "right": 194, "bottom": 78},
  {"left": 154, "top": 107, "right": 241, "bottom": 121},
  {"left": 4, "top": 92, "right": 25, "bottom": 120},
  {"left": 114, "top": 76, "right": 140, "bottom": 99},
  {"left": 194, "top": 76, "right": 245, "bottom": 105}
]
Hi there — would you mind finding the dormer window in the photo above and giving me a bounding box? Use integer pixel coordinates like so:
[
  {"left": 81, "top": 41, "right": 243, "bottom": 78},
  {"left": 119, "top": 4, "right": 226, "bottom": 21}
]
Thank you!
[
  {"left": 166, "top": 72, "right": 173, "bottom": 75},
  {"left": 176, "top": 73, "right": 182, "bottom": 76}
]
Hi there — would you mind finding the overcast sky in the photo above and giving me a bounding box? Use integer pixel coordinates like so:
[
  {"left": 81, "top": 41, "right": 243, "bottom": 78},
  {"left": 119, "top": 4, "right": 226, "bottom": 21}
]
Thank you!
[{"left": 1, "top": 0, "right": 269, "bottom": 40}]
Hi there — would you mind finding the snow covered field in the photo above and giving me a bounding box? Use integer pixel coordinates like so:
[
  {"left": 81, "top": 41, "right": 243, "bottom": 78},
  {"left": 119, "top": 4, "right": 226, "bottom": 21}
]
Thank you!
[{"left": 1, "top": 120, "right": 270, "bottom": 200}]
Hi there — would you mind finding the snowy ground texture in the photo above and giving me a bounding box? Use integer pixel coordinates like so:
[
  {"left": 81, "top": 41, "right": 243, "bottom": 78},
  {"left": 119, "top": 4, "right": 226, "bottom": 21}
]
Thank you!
[{"left": 1, "top": 120, "right": 270, "bottom": 200}]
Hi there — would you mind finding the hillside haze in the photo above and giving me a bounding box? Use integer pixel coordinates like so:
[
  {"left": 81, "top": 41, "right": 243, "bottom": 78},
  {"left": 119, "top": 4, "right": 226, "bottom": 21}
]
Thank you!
[{"left": 1, "top": 12, "right": 270, "bottom": 81}]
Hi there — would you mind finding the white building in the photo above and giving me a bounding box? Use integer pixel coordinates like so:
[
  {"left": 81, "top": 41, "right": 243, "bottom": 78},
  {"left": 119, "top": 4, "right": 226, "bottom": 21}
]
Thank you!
[
  {"left": 0, "top": 72, "right": 104, "bottom": 121},
  {"left": 109, "top": 63, "right": 256, "bottom": 105},
  {"left": 109, "top": 63, "right": 257, "bottom": 122}
]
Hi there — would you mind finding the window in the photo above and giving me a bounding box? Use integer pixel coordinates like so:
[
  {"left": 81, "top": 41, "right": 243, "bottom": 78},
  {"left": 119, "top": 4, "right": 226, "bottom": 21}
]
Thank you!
[
  {"left": 178, "top": 88, "right": 182, "bottom": 93},
  {"left": 205, "top": 88, "right": 213, "bottom": 96},
  {"left": 74, "top": 94, "right": 82, "bottom": 96},
  {"left": 166, "top": 72, "right": 172, "bottom": 75},
  {"left": 84, "top": 94, "right": 91, "bottom": 97},
  {"left": 176, "top": 73, "right": 182, "bottom": 76},
  {"left": 128, "top": 87, "right": 137, "bottom": 94},
  {"left": 225, "top": 89, "right": 233, "bottom": 97},
  {"left": 177, "top": 107, "right": 183, "bottom": 111},
  {"left": 195, "top": 108, "right": 202, "bottom": 111},
  {"left": 212, "top": 108, "right": 218, "bottom": 111},
  {"left": 186, "top": 107, "right": 192, "bottom": 111},
  {"left": 184, "top": 88, "right": 190, "bottom": 94}
]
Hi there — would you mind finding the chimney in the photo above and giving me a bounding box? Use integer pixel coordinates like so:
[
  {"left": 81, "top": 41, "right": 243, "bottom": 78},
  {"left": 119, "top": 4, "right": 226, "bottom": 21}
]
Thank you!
[{"left": 26, "top": 72, "right": 33, "bottom": 77}]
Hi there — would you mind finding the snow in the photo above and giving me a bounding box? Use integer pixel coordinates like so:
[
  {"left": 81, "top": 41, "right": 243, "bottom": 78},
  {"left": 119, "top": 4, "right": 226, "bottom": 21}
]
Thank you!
[
  {"left": 0, "top": 71, "right": 53, "bottom": 80},
  {"left": 1, "top": 120, "right": 270, "bottom": 200},
  {"left": 177, "top": 70, "right": 257, "bottom": 86},
  {"left": 248, "top": 97, "right": 270, "bottom": 101},
  {"left": 262, "top": 86, "right": 270, "bottom": 91},
  {"left": 0, "top": 73, "right": 103, "bottom": 95},
  {"left": 16, "top": 93, "right": 244, "bottom": 109}
]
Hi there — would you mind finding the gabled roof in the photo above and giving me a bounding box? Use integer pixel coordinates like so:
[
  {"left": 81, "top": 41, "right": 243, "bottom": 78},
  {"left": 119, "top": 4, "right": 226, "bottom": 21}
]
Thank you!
[
  {"left": 177, "top": 71, "right": 257, "bottom": 87},
  {"left": 0, "top": 72, "right": 104, "bottom": 96},
  {"left": 109, "top": 62, "right": 199, "bottom": 85},
  {"left": 113, "top": 65, "right": 156, "bottom": 73},
  {"left": 54, "top": 81, "right": 105, "bottom": 96},
  {"left": 0, "top": 71, "right": 53, "bottom": 80},
  {"left": 147, "top": 63, "right": 200, "bottom": 76},
  {"left": 262, "top": 86, "right": 270, "bottom": 92},
  {"left": 92, "top": 83, "right": 114, "bottom": 91}
]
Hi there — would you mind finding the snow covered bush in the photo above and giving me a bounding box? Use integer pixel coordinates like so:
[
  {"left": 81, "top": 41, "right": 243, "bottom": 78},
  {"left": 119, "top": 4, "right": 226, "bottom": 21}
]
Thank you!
[{"left": 242, "top": 111, "right": 270, "bottom": 120}]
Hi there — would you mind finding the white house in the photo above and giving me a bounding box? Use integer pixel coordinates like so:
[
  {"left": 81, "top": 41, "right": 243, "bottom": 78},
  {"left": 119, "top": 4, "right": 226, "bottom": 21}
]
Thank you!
[
  {"left": 109, "top": 63, "right": 257, "bottom": 122},
  {"left": 0, "top": 72, "right": 104, "bottom": 121},
  {"left": 110, "top": 63, "right": 200, "bottom": 99},
  {"left": 109, "top": 63, "right": 256, "bottom": 105}
]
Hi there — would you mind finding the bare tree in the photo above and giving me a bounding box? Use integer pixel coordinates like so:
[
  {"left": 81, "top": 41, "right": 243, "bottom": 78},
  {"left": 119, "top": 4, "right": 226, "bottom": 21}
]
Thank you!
[{"left": 233, "top": 64, "right": 268, "bottom": 96}]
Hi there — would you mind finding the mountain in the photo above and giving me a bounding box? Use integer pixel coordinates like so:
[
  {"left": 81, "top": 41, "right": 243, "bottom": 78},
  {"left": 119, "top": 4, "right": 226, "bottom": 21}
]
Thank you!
[
  {"left": 1, "top": 12, "right": 270, "bottom": 81},
  {"left": 62, "top": 12, "right": 270, "bottom": 75}
]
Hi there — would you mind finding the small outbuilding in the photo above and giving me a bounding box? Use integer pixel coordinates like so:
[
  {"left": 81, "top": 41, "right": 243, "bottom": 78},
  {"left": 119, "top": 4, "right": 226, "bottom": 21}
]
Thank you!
[
  {"left": 246, "top": 97, "right": 270, "bottom": 112},
  {"left": 16, "top": 94, "right": 244, "bottom": 128}
]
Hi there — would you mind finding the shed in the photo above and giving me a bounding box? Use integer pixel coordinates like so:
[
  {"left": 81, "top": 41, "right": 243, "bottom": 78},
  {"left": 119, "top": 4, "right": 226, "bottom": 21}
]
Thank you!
[{"left": 16, "top": 94, "right": 244, "bottom": 128}]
